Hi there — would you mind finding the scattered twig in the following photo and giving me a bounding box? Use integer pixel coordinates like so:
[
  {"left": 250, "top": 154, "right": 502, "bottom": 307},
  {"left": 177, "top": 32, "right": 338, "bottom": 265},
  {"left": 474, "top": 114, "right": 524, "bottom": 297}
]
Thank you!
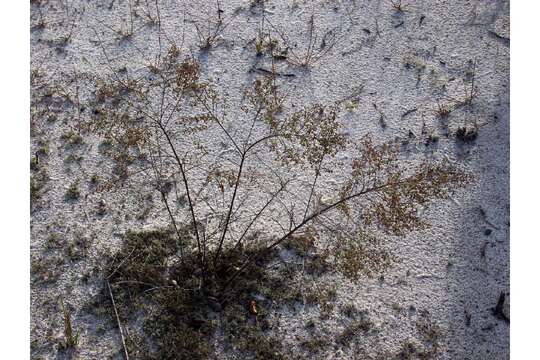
[
  {"left": 491, "top": 292, "right": 509, "bottom": 323},
  {"left": 107, "top": 280, "right": 130, "bottom": 360},
  {"left": 373, "top": 103, "right": 387, "bottom": 129},
  {"left": 401, "top": 107, "right": 417, "bottom": 119},
  {"left": 488, "top": 30, "right": 510, "bottom": 46},
  {"left": 250, "top": 66, "right": 296, "bottom": 77}
]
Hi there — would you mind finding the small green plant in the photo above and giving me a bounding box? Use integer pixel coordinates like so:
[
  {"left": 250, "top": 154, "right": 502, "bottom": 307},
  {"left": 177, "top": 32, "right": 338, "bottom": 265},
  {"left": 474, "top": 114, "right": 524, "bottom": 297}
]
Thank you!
[
  {"left": 89, "top": 173, "right": 99, "bottom": 185},
  {"left": 345, "top": 99, "right": 359, "bottom": 112},
  {"left": 65, "top": 181, "right": 80, "bottom": 201}
]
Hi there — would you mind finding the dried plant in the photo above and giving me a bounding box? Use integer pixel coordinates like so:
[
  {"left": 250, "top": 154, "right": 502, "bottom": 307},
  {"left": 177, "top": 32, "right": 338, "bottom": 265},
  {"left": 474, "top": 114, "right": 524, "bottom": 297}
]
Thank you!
[
  {"left": 455, "top": 125, "right": 478, "bottom": 143},
  {"left": 70, "top": 31, "right": 475, "bottom": 356},
  {"left": 83, "top": 40, "right": 471, "bottom": 289},
  {"left": 444, "top": 59, "right": 478, "bottom": 108},
  {"left": 435, "top": 101, "right": 452, "bottom": 119},
  {"left": 335, "top": 230, "right": 394, "bottom": 280},
  {"left": 59, "top": 298, "right": 79, "bottom": 349},
  {"left": 256, "top": 13, "right": 339, "bottom": 68},
  {"left": 189, "top": 1, "right": 236, "bottom": 50}
]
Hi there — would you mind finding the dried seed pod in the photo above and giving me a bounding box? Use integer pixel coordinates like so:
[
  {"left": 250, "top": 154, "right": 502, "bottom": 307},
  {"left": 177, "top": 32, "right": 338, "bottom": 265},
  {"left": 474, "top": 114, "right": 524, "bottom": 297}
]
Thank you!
[{"left": 249, "top": 300, "right": 258, "bottom": 315}]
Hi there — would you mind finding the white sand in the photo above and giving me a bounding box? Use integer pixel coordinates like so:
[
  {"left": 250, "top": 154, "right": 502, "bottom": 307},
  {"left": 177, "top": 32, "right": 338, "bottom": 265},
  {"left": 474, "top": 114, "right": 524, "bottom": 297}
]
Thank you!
[{"left": 31, "top": 0, "right": 509, "bottom": 358}]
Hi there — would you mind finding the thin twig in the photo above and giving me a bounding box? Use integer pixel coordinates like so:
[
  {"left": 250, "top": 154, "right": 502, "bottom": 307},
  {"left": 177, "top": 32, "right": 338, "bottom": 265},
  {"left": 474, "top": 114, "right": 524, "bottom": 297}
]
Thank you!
[{"left": 106, "top": 280, "right": 130, "bottom": 360}]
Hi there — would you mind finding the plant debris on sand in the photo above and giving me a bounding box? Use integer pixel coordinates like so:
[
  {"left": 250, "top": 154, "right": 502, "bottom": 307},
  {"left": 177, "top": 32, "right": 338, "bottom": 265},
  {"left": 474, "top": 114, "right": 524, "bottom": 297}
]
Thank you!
[{"left": 102, "top": 229, "right": 310, "bottom": 359}]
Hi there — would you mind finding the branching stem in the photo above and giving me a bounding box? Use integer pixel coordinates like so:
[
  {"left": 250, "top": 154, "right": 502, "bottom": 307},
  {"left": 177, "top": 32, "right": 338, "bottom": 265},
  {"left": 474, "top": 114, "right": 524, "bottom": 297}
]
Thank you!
[{"left": 222, "top": 181, "right": 394, "bottom": 289}]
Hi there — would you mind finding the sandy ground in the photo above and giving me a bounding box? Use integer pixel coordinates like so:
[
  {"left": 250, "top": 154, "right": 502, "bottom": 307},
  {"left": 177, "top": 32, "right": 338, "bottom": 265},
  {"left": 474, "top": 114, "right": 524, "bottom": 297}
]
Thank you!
[{"left": 30, "top": 0, "right": 509, "bottom": 359}]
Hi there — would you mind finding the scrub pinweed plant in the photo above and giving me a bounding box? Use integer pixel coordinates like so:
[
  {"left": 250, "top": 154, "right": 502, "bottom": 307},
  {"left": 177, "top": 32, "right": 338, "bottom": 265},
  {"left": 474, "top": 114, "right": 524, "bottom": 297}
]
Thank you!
[{"left": 83, "top": 41, "right": 471, "bottom": 357}]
